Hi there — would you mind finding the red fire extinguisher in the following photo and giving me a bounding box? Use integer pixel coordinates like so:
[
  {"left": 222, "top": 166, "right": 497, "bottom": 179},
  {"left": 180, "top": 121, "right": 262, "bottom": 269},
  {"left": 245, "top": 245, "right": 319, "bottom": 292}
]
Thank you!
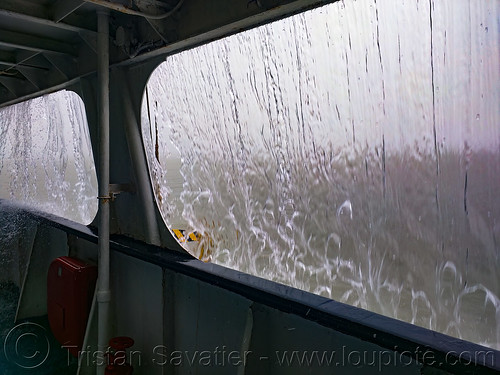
[{"left": 105, "top": 336, "right": 134, "bottom": 375}]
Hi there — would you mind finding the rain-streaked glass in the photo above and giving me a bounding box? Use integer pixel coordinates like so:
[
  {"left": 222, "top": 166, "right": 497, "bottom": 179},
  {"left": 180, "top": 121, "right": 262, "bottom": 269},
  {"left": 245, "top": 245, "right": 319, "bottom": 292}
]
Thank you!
[
  {"left": 0, "top": 90, "right": 98, "bottom": 225},
  {"left": 142, "top": 0, "right": 500, "bottom": 349}
]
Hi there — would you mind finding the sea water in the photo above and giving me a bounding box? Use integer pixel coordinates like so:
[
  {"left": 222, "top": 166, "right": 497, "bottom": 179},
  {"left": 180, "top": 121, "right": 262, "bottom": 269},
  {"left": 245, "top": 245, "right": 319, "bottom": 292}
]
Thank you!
[{"left": 141, "top": 0, "right": 500, "bottom": 349}]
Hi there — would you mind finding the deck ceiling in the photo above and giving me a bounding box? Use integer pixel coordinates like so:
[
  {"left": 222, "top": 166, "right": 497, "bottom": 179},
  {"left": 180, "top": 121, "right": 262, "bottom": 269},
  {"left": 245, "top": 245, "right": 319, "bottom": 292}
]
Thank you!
[{"left": 0, "top": 0, "right": 333, "bottom": 108}]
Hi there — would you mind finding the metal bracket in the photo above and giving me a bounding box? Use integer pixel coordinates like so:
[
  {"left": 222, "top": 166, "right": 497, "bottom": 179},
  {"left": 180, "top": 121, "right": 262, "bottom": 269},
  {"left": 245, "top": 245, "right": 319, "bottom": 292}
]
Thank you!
[
  {"left": 109, "top": 183, "right": 136, "bottom": 200},
  {"left": 97, "top": 183, "right": 136, "bottom": 201}
]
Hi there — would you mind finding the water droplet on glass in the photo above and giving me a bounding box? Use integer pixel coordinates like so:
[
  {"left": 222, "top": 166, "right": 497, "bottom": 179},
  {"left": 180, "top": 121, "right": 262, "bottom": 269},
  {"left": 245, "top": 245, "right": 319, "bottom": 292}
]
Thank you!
[{"left": 337, "top": 200, "right": 353, "bottom": 220}]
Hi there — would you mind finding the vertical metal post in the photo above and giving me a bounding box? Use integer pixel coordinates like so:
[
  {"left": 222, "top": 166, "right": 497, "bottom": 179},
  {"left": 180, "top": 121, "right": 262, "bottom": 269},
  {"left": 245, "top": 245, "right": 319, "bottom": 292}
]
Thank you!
[
  {"left": 119, "top": 70, "right": 161, "bottom": 245},
  {"left": 96, "top": 9, "right": 110, "bottom": 375}
]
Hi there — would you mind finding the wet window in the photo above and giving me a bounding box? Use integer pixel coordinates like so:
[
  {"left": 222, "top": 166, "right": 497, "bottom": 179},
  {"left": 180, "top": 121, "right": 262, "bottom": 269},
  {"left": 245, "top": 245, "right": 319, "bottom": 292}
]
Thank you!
[
  {"left": 0, "top": 90, "right": 98, "bottom": 224},
  {"left": 142, "top": 0, "right": 500, "bottom": 349}
]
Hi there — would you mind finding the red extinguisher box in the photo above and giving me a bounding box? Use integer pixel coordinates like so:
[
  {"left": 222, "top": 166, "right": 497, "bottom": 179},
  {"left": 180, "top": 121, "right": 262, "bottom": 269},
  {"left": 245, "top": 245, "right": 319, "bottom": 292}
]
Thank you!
[{"left": 47, "top": 256, "right": 97, "bottom": 357}]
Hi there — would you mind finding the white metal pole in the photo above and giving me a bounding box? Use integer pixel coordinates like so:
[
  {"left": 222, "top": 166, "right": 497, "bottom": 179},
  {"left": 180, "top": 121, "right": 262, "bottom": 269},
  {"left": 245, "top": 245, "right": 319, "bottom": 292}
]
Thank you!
[{"left": 96, "top": 9, "right": 110, "bottom": 375}]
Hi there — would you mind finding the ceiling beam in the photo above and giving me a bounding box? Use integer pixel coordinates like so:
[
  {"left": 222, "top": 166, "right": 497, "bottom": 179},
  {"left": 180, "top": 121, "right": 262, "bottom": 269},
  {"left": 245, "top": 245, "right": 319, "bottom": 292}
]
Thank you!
[
  {"left": 0, "top": 82, "right": 16, "bottom": 102},
  {"left": 0, "top": 0, "right": 48, "bottom": 20},
  {"left": 79, "top": 31, "right": 98, "bottom": 53},
  {"left": 16, "top": 63, "right": 68, "bottom": 90},
  {"left": 0, "top": 29, "right": 77, "bottom": 56},
  {"left": 17, "top": 66, "right": 54, "bottom": 90},
  {"left": 0, "top": 51, "right": 16, "bottom": 67},
  {"left": 43, "top": 53, "right": 78, "bottom": 80},
  {"left": 0, "top": 51, "right": 42, "bottom": 73},
  {"left": 0, "top": 62, "right": 14, "bottom": 68},
  {"left": 16, "top": 52, "right": 53, "bottom": 70},
  {"left": 0, "top": 75, "right": 37, "bottom": 97},
  {"left": 16, "top": 66, "right": 42, "bottom": 90},
  {"left": 0, "top": 3, "right": 95, "bottom": 34},
  {"left": 51, "top": 0, "right": 85, "bottom": 23}
]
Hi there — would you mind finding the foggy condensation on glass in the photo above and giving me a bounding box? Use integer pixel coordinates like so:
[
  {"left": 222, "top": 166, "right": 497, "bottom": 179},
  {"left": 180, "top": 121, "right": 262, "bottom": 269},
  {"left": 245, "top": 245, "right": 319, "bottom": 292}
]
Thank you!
[
  {"left": 142, "top": 0, "right": 500, "bottom": 349},
  {"left": 0, "top": 90, "right": 98, "bottom": 225}
]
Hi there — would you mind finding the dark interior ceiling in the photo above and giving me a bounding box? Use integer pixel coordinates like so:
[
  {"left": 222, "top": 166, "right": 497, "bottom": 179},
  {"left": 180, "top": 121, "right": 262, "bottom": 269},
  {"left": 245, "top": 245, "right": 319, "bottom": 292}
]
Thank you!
[
  {"left": 0, "top": 0, "right": 184, "bottom": 107},
  {"left": 0, "top": 0, "right": 332, "bottom": 108}
]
